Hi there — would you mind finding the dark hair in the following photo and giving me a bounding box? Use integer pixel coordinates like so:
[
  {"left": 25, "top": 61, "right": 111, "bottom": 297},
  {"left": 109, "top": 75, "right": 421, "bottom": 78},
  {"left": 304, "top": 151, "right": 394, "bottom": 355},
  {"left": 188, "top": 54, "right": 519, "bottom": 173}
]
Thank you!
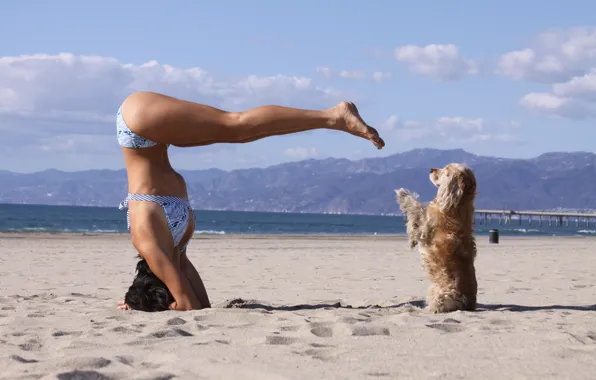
[{"left": 124, "top": 257, "right": 174, "bottom": 312}]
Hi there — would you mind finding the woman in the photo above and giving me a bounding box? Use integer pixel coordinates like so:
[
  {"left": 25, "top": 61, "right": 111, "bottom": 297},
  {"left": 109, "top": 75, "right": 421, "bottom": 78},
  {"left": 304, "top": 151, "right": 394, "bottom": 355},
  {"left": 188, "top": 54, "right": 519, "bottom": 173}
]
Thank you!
[{"left": 116, "top": 91, "right": 385, "bottom": 311}]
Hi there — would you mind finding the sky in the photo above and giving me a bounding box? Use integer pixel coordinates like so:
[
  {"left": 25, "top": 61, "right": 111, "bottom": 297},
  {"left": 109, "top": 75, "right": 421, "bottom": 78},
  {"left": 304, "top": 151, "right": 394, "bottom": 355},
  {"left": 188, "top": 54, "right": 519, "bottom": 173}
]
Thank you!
[{"left": 1, "top": 0, "right": 596, "bottom": 173}]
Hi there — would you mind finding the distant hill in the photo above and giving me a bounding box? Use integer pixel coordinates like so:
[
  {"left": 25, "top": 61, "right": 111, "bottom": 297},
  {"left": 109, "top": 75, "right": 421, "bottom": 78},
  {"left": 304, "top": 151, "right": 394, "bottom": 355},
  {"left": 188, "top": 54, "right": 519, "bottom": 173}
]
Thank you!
[{"left": 1, "top": 148, "right": 595, "bottom": 214}]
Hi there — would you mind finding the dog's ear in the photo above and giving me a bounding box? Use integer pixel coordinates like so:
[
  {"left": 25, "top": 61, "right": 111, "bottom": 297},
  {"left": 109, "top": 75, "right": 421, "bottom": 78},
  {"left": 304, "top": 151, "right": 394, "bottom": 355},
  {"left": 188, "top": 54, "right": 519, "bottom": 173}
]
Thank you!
[{"left": 436, "top": 174, "right": 465, "bottom": 213}]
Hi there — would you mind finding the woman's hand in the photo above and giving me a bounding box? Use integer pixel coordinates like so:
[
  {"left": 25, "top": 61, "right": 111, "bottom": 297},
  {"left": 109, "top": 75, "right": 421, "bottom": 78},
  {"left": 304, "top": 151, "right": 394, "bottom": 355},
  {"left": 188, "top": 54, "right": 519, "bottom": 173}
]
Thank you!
[
  {"left": 117, "top": 298, "right": 130, "bottom": 310},
  {"left": 118, "top": 299, "right": 194, "bottom": 311}
]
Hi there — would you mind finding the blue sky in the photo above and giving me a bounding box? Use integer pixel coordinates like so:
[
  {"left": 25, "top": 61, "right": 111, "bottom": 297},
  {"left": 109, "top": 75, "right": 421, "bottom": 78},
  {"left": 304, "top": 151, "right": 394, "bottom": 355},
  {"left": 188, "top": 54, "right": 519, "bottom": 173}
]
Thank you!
[{"left": 2, "top": 0, "right": 596, "bottom": 172}]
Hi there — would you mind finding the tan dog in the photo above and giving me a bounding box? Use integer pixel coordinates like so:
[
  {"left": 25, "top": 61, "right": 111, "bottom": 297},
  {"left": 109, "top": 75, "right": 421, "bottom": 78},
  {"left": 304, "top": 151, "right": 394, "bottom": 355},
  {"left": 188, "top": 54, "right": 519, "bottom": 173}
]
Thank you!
[{"left": 395, "top": 163, "right": 478, "bottom": 313}]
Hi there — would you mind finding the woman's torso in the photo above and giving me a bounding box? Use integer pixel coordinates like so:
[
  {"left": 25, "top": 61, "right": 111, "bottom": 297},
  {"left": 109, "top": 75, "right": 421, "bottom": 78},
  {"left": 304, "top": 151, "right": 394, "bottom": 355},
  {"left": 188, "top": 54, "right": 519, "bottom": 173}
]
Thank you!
[
  {"left": 123, "top": 145, "right": 188, "bottom": 198},
  {"left": 122, "top": 145, "right": 195, "bottom": 252}
]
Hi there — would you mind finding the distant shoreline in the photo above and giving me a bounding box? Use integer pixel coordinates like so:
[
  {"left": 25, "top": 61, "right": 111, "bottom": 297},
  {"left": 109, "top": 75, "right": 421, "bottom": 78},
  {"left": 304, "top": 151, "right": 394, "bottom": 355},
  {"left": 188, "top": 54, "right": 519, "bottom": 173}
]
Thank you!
[
  {"left": 0, "top": 231, "right": 593, "bottom": 240},
  {"left": 0, "top": 202, "right": 404, "bottom": 217},
  {"left": 2, "top": 203, "right": 595, "bottom": 217}
]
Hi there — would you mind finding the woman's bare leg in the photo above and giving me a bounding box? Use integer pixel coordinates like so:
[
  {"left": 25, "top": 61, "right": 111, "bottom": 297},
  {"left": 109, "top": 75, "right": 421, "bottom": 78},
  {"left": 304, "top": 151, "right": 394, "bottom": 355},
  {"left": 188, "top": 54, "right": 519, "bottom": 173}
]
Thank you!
[{"left": 120, "top": 91, "right": 385, "bottom": 149}]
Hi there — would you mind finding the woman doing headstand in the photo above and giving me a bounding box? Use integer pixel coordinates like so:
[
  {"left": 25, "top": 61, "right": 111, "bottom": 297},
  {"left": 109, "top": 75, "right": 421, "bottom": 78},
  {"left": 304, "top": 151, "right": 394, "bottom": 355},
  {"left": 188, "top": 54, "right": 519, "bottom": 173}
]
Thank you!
[{"left": 116, "top": 91, "right": 385, "bottom": 311}]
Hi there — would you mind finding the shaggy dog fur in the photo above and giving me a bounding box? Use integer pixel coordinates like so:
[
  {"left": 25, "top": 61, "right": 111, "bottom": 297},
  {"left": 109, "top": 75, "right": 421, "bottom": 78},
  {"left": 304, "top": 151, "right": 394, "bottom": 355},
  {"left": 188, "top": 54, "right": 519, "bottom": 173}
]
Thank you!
[
  {"left": 124, "top": 256, "right": 175, "bottom": 312},
  {"left": 395, "top": 163, "right": 478, "bottom": 313}
]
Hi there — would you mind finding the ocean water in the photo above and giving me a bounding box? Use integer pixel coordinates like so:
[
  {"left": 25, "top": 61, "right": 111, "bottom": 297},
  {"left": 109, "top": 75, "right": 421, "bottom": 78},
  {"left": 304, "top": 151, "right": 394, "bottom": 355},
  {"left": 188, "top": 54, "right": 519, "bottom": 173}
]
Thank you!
[{"left": 0, "top": 203, "right": 594, "bottom": 237}]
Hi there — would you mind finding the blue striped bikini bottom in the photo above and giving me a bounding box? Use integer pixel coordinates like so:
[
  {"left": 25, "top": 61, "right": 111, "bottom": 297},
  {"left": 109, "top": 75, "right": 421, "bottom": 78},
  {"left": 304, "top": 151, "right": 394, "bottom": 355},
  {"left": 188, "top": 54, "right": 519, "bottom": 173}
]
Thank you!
[{"left": 119, "top": 194, "right": 196, "bottom": 252}]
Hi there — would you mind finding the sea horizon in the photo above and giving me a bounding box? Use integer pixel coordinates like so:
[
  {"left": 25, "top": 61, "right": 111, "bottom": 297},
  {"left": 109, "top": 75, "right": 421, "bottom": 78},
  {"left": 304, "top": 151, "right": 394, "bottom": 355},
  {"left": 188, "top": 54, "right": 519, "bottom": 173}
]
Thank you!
[{"left": 1, "top": 203, "right": 594, "bottom": 237}]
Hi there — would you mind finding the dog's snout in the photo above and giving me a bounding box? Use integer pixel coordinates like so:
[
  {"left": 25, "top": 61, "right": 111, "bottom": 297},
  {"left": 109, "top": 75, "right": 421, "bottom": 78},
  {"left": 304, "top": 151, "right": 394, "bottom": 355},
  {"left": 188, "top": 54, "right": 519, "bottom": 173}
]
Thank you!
[{"left": 430, "top": 168, "right": 437, "bottom": 173}]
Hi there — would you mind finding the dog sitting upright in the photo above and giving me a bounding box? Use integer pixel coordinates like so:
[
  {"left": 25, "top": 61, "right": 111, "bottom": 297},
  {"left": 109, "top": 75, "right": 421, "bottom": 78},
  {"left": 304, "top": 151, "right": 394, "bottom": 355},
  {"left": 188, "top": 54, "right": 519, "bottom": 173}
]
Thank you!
[{"left": 395, "top": 163, "right": 478, "bottom": 313}]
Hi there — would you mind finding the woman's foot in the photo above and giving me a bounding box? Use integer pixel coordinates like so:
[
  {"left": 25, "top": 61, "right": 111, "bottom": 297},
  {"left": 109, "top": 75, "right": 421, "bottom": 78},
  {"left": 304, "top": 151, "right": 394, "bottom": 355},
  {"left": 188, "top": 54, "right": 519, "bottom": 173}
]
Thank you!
[{"left": 333, "top": 102, "right": 385, "bottom": 149}]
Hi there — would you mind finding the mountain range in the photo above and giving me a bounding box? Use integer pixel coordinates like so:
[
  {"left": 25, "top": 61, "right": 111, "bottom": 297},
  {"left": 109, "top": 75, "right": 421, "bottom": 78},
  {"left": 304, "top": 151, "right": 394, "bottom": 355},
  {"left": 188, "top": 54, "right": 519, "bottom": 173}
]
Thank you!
[{"left": 1, "top": 148, "right": 595, "bottom": 214}]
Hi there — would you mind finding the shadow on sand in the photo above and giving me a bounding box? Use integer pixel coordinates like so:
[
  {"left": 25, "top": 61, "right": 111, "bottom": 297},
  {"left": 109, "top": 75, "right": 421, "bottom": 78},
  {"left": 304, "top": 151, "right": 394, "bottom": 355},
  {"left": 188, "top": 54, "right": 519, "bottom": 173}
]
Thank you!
[
  {"left": 220, "top": 298, "right": 426, "bottom": 311},
  {"left": 220, "top": 298, "right": 596, "bottom": 313},
  {"left": 477, "top": 303, "right": 596, "bottom": 312}
]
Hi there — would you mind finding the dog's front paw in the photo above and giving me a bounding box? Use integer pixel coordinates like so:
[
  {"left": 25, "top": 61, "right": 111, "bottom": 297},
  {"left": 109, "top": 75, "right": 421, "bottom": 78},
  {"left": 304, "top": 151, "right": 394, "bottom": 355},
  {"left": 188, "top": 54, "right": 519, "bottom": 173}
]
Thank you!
[{"left": 395, "top": 188, "right": 409, "bottom": 199}]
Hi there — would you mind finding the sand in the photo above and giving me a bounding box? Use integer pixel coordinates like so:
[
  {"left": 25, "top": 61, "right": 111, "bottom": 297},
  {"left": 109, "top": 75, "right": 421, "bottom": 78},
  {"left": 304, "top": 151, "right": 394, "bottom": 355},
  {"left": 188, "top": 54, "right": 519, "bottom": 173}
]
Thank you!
[{"left": 0, "top": 233, "right": 595, "bottom": 380}]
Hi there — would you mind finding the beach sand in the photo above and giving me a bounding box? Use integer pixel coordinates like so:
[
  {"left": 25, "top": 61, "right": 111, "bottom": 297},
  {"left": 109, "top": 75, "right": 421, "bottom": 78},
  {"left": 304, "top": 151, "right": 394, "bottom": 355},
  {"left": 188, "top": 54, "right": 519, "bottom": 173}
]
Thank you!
[{"left": 0, "top": 233, "right": 594, "bottom": 380}]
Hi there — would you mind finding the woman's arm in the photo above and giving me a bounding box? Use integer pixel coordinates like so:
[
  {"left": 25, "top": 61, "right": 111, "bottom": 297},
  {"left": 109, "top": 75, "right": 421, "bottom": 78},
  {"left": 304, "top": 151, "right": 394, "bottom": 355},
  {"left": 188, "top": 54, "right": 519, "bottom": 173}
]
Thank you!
[
  {"left": 180, "top": 253, "right": 211, "bottom": 308},
  {"left": 136, "top": 242, "right": 200, "bottom": 310},
  {"left": 129, "top": 201, "right": 203, "bottom": 311}
]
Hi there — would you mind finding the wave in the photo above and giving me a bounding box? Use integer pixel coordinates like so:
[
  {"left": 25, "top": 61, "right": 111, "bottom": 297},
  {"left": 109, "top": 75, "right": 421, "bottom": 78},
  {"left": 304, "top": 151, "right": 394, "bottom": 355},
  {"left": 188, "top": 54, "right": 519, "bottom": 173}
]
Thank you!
[
  {"left": 194, "top": 230, "right": 226, "bottom": 235},
  {"left": 3, "top": 227, "right": 121, "bottom": 233},
  {"left": 476, "top": 227, "right": 547, "bottom": 235}
]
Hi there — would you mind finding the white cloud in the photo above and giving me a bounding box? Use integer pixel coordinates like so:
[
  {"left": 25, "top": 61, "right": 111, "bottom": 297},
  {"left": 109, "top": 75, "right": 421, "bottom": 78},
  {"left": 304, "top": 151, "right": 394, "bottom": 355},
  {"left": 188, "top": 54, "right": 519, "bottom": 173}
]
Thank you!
[
  {"left": 371, "top": 71, "right": 392, "bottom": 82},
  {"left": 316, "top": 66, "right": 333, "bottom": 78},
  {"left": 498, "top": 27, "right": 596, "bottom": 83},
  {"left": 394, "top": 44, "right": 477, "bottom": 81},
  {"left": 0, "top": 53, "right": 342, "bottom": 156},
  {"left": 519, "top": 92, "right": 595, "bottom": 119},
  {"left": 380, "top": 115, "right": 399, "bottom": 132},
  {"left": 552, "top": 70, "right": 596, "bottom": 100},
  {"left": 435, "top": 117, "right": 484, "bottom": 133},
  {"left": 518, "top": 70, "right": 596, "bottom": 119},
  {"left": 316, "top": 67, "right": 390, "bottom": 81},
  {"left": 380, "top": 115, "right": 520, "bottom": 143},
  {"left": 338, "top": 70, "right": 366, "bottom": 79},
  {"left": 504, "top": 28, "right": 596, "bottom": 119},
  {"left": 283, "top": 147, "right": 320, "bottom": 159}
]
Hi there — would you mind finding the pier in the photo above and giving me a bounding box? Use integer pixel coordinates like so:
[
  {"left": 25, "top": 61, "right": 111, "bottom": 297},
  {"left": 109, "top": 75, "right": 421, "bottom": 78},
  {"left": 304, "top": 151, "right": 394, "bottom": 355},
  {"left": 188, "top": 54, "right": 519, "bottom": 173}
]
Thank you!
[{"left": 474, "top": 210, "right": 596, "bottom": 228}]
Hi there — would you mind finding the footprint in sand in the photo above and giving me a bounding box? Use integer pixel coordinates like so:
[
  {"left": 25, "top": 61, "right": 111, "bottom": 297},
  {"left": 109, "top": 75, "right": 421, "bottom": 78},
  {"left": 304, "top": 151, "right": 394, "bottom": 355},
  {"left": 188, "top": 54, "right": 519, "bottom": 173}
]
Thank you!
[
  {"left": 293, "top": 348, "right": 335, "bottom": 361},
  {"left": 56, "top": 357, "right": 111, "bottom": 370},
  {"left": 139, "top": 361, "right": 161, "bottom": 369},
  {"left": 110, "top": 326, "right": 139, "bottom": 334},
  {"left": 9, "top": 355, "right": 39, "bottom": 364},
  {"left": 310, "top": 343, "right": 334, "bottom": 348},
  {"left": 104, "top": 315, "right": 126, "bottom": 322},
  {"left": 115, "top": 356, "right": 133, "bottom": 366},
  {"left": 425, "top": 321, "right": 465, "bottom": 333},
  {"left": 193, "top": 314, "right": 216, "bottom": 322},
  {"left": 52, "top": 331, "right": 83, "bottom": 337},
  {"left": 488, "top": 318, "right": 512, "bottom": 326},
  {"left": 151, "top": 328, "right": 194, "bottom": 338},
  {"left": 352, "top": 325, "right": 390, "bottom": 336},
  {"left": 57, "top": 370, "right": 112, "bottom": 380},
  {"left": 341, "top": 316, "right": 370, "bottom": 324},
  {"left": 19, "top": 339, "right": 43, "bottom": 352},
  {"left": 21, "top": 293, "right": 57, "bottom": 302},
  {"left": 227, "top": 323, "right": 256, "bottom": 329},
  {"left": 310, "top": 323, "right": 334, "bottom": 338},
  {"left": 143, "top": 374, "right": 175, "bottom": 380},
  {"left": 280, "top": 325, "right": 301, "bottom": 332},
  {"left": 266, "top": 336, "right": 298, "bottom": 345},
  {"left": 167, "top": 317, "right": 187, "bottom": 326}
]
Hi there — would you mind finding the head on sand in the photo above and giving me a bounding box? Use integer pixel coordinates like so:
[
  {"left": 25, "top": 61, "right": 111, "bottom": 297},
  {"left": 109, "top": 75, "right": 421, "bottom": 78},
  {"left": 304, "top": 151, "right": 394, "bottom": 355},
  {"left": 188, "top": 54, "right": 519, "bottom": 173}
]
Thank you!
[{"left": 124, "top": 257, "right": 174, "bottom": 312}]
